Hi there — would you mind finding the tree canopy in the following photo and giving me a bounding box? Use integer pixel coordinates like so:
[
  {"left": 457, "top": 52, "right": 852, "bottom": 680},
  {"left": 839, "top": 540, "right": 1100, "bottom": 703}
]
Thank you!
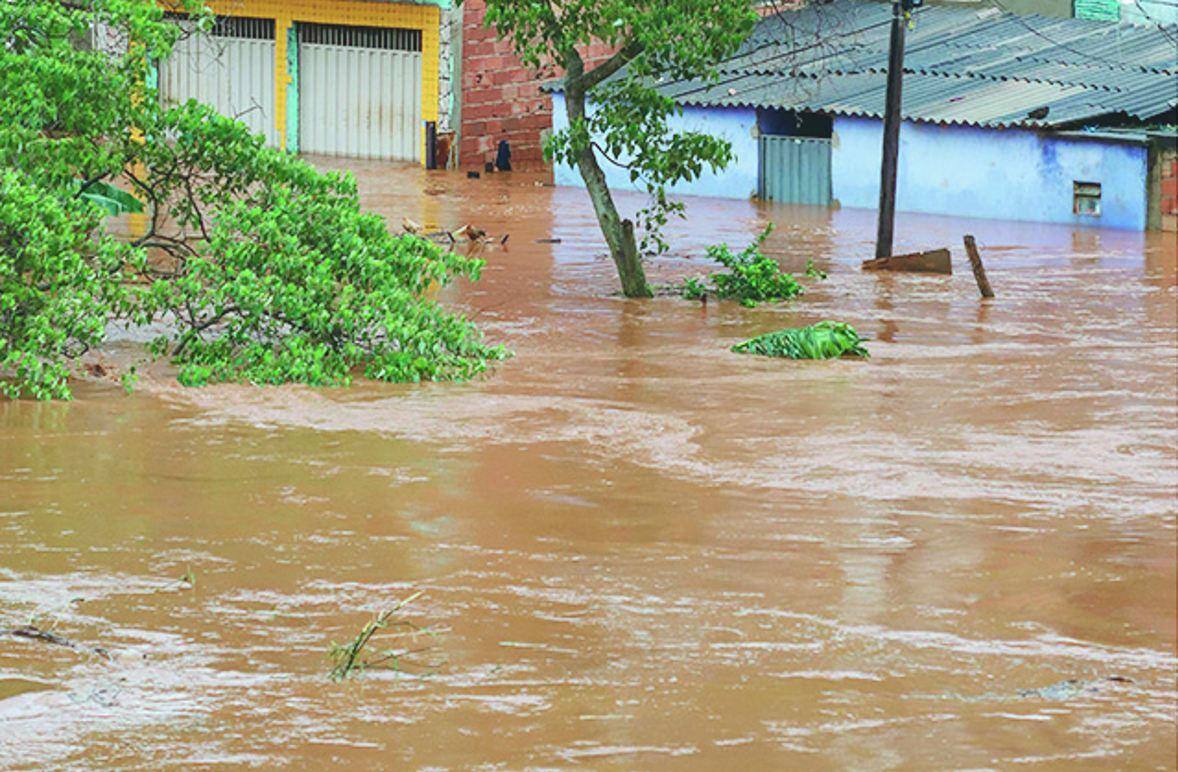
[
  {"left": 0, "top": 0, "right": 504, "bottom": 399},
  {"left": 483, "top": 0, "right": 758, "bottom": 297}
]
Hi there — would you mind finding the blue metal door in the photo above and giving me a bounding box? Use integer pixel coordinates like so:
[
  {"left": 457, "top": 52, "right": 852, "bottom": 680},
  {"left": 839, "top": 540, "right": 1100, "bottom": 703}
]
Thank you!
[{"left": 758, "top": 135, "right": 832, "bottom": 205}]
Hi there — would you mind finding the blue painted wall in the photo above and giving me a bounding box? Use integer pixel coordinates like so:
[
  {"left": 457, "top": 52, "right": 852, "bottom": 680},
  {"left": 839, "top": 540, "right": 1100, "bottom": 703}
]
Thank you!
[
  {"left": 831, "top": 116, "right": 1149, "bottom": 230},
  {"left": 552, "top": 94, "right": 759, "bottom": 200},
  {"left": 550, "top": 96, "right": 1149, "bottom": 229}
]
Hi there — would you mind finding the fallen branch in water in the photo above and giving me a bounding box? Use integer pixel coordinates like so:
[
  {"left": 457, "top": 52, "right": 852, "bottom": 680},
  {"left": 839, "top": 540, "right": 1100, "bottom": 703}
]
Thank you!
[
  {"left": 1, "top": 625, "right": 111, "bottom": 660},
  {"left": 401, "top": 218, "right": 508, "bottom": 247},
  {"left": 328, "top": 591, "right": 443, "bottom": 682}
]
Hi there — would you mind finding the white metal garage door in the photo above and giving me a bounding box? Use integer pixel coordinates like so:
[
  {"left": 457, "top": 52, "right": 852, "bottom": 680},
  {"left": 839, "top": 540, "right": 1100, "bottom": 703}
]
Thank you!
[
  {"left": 159, "top": 17, "right": 278, "bottom": 147},
  {"left": 298, "top": 23, "right": 422, "bottom": 161}
]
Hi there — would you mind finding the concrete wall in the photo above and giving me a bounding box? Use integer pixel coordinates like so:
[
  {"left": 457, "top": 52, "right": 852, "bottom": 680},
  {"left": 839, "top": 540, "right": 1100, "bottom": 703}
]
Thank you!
[
  {"left": 550, "top": 101, "right": 1149, "bottom": 230},
  {"left": 552, "top": 94, "right": 760, "bottom": 200},
  {"left": 831, "top": 116, "right": 1149, "bottom": 230}
]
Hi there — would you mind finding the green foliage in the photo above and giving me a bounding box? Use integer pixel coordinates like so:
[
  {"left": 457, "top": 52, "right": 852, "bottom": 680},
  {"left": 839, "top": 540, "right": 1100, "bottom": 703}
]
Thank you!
[
  {"left": 484, "top": 0, "right": 757, "bottom": 256},
  {"left": 329, "top": 592, "right": 437, "bottom": 682},
  {"left": 1, "top": 0, "right": 503, "bottom": 399},
  {"left": 804, "top": 259, "right": 827, "bottom": 280},
  {"left": 132, "top": 103, "right": 505, "bottom": 387},
  {"left": 0, "top": 171, "right": 132, "bottom": 399},
  {"left": 733, "top": 321, "right": 869, "bottom": 360},
  {"left": 680, "top": 225, "right": 804, "bottom": 307},
  {"left": 680, "top": 276, "right": 709, "bottom": 301},
  {"left": 79, "top": 180, "right": 144, "bottom": 216}
]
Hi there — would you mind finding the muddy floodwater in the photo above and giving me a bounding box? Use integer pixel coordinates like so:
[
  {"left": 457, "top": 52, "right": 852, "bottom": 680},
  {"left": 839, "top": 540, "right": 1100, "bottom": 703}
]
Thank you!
[{"left": 2, "top": 160, "right": 1176, "bottom": 768}]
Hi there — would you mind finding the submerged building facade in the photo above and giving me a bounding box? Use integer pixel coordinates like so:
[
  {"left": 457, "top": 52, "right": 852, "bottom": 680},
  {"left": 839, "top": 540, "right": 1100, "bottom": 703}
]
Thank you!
[
  {"left": 153, "top": 0, "right": 453, "bottom": 163},
  {"left": 551, "top": 0, "right": 1177, "bottom": 231}
]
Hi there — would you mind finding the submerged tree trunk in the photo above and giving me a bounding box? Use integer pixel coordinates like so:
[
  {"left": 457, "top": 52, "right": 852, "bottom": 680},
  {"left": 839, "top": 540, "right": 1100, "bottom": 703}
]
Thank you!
[{"left": 563, "top": 54, "right": 651, "bottom": 299}]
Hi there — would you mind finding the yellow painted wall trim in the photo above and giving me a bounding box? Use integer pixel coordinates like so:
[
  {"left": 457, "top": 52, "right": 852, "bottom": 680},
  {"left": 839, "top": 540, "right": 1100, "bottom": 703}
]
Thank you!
[{"left": 274, "top": 15, "right": 290, "bottom": 151}]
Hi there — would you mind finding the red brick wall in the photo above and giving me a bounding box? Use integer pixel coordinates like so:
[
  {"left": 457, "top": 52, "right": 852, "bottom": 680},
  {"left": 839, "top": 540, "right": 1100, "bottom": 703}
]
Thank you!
[
  {"left": 459, "top": 0, "right": 614, "bottom": 170},
  {"left": 1161, "top": 155, "right": 1178, "bottom": 232}
]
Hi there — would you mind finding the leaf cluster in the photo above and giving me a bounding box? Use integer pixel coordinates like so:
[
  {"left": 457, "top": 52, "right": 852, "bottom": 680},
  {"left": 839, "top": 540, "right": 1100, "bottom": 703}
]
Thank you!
[
  {"left": 680, "top": 225, "right": 804, "bottom": 307},
  {"left": 732, "top": 320, "right": 869, "bottom": 360}
]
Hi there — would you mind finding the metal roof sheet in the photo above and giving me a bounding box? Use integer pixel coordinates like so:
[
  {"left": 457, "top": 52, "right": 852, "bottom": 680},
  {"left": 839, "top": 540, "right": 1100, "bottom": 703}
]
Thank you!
[{"left": 658, "top": 0, "right": 1177, "bottom": 128}]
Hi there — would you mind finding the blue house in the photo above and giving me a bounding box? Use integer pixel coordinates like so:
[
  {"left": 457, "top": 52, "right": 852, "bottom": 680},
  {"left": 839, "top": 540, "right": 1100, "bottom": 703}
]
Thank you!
[{"left": 550, "top": 0, "right": 1177, "bottom": 231}]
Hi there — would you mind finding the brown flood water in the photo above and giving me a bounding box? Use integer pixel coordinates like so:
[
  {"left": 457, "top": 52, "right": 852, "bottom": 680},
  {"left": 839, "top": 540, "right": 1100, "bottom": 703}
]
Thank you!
[{"left": 2, "top": 159, "right": 1176, "bottom": 768}]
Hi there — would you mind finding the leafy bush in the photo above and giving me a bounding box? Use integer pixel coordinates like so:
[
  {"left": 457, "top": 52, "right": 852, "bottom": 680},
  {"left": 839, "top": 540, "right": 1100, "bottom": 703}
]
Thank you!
[
  {"left": 0, "top": 0, "right": 504, "bottom": 399},
  {"left": 131, "top": 104, "right": 505, "bottom": 387},
  {"left": 0, "top": 173, "right": 133, "bottom": 399},
  {"left": 733, "top": 321, "right": 869, "bottom": 360},
  {"left": 680, "top": 225, "right": 804, "bottom": 307}
]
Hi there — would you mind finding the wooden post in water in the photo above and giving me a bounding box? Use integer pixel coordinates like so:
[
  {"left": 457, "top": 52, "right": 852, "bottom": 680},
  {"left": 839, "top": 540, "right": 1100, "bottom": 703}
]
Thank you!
[
  {"left": 963, "top": 234, "right": 995, "bottom": 298},
  {"left": 874, "top": 0, "right": 908, "bottom": 259}
]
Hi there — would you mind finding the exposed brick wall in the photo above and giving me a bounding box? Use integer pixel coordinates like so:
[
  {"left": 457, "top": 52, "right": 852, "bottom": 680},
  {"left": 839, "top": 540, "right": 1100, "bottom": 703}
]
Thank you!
[
  {"left": 459, "top": 0, "right": 613, "bottom": 170},
  {"left": 1161, "top": 155, "right": 1178, "bottom": 231},
  {"left": 1150, "top": 146, "right": 1178, "bottom": 232}
]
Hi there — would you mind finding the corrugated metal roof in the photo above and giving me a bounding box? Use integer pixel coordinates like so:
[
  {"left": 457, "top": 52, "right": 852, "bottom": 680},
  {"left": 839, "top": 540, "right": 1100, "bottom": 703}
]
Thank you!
[{"left": 653, "top": 0, "right": 1178, "bottom": 128}]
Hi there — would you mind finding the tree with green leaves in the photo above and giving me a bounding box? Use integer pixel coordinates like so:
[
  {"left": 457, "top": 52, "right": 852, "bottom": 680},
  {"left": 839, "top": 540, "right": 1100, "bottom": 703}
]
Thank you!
[
  {"left": 483, "top": 1, "right": 758, "bottom": 298},
  {"left": 1, "top": 0, "right": 504, "bottom": 399}
]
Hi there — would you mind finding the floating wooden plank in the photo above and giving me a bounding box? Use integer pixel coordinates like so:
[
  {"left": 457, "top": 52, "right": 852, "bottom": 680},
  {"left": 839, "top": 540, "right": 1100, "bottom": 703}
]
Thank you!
[
  {"left": 861, "top": 247, "right": 952, "bottom": 274},
  {"left": 963, "top": 234, "right": 995, "bottom": 298}
]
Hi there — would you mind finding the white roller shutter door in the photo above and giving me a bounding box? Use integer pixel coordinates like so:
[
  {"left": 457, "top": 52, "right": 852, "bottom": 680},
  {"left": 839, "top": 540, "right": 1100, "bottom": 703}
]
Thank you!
[
  {"left": 159, "top": 17, "right": 278, "bottom": 147},
  {"left": 298, "top": 23, "right": 422, "bottom": 161}
]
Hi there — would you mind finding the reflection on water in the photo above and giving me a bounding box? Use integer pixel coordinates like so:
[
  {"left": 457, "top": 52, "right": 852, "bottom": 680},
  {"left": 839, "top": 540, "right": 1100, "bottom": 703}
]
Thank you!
[{"left": 1, "top": 159, "right": 1175, "bottom": 767}]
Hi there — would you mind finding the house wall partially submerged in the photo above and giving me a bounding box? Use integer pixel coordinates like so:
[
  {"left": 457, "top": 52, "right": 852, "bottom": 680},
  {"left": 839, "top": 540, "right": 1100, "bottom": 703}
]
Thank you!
[
  {"left": 157, "top": 0, "right": 445, "bottom": 163},
  {"left": 551, "top": 97, "right": 761, "bottom": 198},
  {"left": 832, "top": 117, "right": 1150, "bottom": 230},
  {"left": 551, "top": 94, "right": 1154, "bottom": 230}
]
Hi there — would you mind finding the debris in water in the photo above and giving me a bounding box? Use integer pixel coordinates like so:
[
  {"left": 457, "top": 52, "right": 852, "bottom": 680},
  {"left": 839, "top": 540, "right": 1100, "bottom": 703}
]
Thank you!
[
  {"left": 804, "top": 259, "right": 827, "bottom": 280},
  {"left": 328, "top": 591, "right": 442, "bottom": 682},
  {"left": 1, "top": 625, "right": 111, "bottom": 660},
  {"left": 936, "top": 676, "right": 1136, "bottom": 703},
  {"left": 679, "top": 225, "right": 804, "bottom": 307},
  {"left": 862, "top": 248, "right": 952, "bottom": 274},
  {"left": 733, "top": 321, "right": 869, "bottom": 360},
  {"left": 452, "top": 224, "right": 487, "bottom": 243},
  {"left": 401, "top": 217, "right": 424, "bottom": 235},
  {"left": 1017, "top": 676, "right": 1133, "bottom": 700},
  {"left": 963, "top": 234, "right": 995, "bottom": 298}
]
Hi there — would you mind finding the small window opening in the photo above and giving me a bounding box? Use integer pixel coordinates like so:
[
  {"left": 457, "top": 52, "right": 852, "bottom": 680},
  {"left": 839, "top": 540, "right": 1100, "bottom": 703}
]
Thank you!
[
  {"left": 756, "top": 108, "right": 832, "bottom": 139},
  {"left": 1073, "top": 181, "right": 1101, "bottom": 217}
]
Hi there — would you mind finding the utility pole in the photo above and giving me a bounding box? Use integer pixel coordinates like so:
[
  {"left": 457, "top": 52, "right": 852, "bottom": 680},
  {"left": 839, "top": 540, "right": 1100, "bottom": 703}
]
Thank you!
[{"left": 874, "top": 0, "right": 919, "bottom": 260}]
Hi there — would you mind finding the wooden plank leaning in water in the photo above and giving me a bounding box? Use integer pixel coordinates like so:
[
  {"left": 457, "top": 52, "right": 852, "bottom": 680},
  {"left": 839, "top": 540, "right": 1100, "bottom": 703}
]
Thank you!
[
  {"left": 861, "top": 248, "right": 952, "bottom": 274},
  {"left": 963, "top": 234, "right": 995, "bottom": 298}
]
